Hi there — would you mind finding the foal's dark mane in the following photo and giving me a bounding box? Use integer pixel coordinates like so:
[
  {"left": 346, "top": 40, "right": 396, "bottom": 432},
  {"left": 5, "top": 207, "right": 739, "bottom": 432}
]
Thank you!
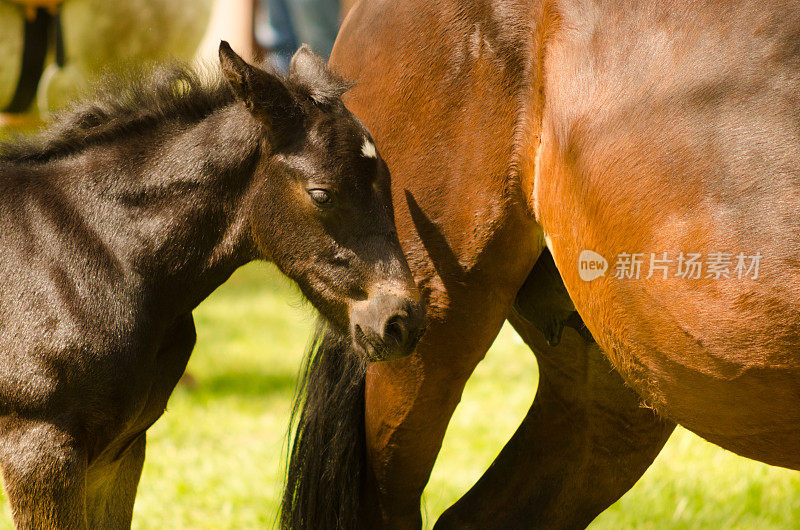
[
  {"left": 0, "top": 51, "right": 352, "bottom": 164},
  {"left": 0, "top": 63, "right": 236, "bottom": 164}
]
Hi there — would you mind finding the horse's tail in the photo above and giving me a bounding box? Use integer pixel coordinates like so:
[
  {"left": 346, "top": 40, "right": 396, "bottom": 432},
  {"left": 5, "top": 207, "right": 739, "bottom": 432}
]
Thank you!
[{"left": 281, "top": 322, "right": 366, "bottom": 530}]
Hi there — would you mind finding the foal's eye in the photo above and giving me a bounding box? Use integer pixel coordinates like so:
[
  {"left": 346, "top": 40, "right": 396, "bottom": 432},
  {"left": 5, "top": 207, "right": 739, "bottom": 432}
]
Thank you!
[{"left": 308, "top": 189, "right": 332, "bottom": 205}]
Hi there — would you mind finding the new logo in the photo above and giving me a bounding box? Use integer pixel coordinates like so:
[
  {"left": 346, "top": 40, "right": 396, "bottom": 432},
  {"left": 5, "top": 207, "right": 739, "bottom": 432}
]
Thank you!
[{"left": 578, "top": 250, "right": 608, "bottom": 281}]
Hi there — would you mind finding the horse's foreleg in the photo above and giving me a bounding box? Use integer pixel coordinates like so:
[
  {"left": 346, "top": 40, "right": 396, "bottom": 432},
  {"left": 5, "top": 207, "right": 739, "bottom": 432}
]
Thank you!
[
  {"left": 361, "top": 292, "right": 515, "bottom": 529},
  {"left": 435, "top": 316, "right": 675, "bottom": 529},
  {"left": 85, "top": 433, "right": 146, "bottom": 529},
  {"left": 0, "top": 420, "right": 88, "bottom": 529}
]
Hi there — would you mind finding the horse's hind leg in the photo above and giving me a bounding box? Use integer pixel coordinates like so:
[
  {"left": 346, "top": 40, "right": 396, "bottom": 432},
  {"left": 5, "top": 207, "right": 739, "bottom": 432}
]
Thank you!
[
  {"left": 435, "top": 254, "right": 675, "bottom": 529},
  {"left": 85, "top": 433, "right": 146, "bottom": 529},
  {"left": 0, "top": 420, "right": 88, "bottom": 529},
  {"left": 436, "top": 318, "right": 675, "bottom": 528}
]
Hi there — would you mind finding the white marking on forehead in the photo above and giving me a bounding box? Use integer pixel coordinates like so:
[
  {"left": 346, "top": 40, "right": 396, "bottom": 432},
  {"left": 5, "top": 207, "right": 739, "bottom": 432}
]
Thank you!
[{"left": 361, "top": 137, "right": 377, "bottom": 159}]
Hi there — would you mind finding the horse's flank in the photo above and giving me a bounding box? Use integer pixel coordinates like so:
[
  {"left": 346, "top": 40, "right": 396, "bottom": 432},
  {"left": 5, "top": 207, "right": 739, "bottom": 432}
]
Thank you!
[{"left": 536, "top": 0, "right": 800, "bottom": 467}]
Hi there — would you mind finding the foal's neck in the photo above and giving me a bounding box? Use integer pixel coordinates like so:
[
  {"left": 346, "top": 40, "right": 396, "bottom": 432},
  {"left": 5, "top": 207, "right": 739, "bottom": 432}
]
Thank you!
[{"left": 57, "top": 103, "right": 263, "bottom": 315}]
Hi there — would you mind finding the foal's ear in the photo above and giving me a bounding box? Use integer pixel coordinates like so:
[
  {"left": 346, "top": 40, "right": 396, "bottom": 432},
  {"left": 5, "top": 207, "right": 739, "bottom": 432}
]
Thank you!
[
  {"left": 289, "top": 44, "right": 353, "bottom": 105},
  {"left": 219, "top": 41, "right": 300, "bottom": 148}
]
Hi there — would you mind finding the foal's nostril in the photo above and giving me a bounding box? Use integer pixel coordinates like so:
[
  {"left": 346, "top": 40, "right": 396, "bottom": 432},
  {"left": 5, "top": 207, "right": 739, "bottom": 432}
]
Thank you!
[
  {"left": 351, "top": 293, "right": 424, "bottom": 360},
  {"left": 383, "top": 315, "right": 408, "bottom": 346}
]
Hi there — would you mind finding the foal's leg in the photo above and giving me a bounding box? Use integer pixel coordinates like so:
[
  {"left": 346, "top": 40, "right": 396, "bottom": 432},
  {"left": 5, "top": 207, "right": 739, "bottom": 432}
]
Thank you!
[
  {"left": 0, "top": 420, "right": 87, "bottom": 529},
  {"left": 85, "top": 434, "right": 146, "bottom": 529},
  {"left": 82, "top": 314, "right": 196, "bottom": 528},
  {"left": 435, "top": 317, "right": 675, "bottom": 529}
]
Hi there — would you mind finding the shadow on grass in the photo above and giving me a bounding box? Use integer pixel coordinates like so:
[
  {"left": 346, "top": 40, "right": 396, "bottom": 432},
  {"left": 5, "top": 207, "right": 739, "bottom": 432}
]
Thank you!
[{"left": 189, "top": 370, "right": 298, "bottom": 399}]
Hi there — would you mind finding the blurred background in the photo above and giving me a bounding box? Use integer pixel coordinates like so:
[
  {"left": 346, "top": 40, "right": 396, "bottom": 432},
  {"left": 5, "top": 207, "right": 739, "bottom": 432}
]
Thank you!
[
  {"left": 0, "top": 0, "right": 358, "bottom": 126},
  {"left": 0, "top": 1, "right": 799, "bottom": 528}
]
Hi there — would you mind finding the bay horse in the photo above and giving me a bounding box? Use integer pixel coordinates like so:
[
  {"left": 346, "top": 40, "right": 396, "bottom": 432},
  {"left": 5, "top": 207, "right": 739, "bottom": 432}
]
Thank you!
[
  {"left": 0, "top": 41, "right": 423, "bottom": 528},
  {"left": 284, "top": 0, "right": 800, "bottom": 528}
]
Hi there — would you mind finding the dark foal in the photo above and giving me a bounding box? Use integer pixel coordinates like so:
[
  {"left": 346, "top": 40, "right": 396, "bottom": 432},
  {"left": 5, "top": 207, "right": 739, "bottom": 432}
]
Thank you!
[{"left": 0, "top": 42, "right": 422, "bottom": 528}]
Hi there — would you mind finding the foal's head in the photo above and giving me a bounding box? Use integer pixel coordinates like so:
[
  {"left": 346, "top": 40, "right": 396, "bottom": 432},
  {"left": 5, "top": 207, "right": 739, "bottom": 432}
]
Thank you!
[{"left": 219, "top": 42, "right": 424, "bottom": 361}]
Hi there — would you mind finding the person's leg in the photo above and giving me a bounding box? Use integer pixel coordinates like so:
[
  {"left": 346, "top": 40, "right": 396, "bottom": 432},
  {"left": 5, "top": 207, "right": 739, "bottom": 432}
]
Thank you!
[
  {"left": 254, "top": 0, "right": 298, "bottom": 73},
  {"left": 285, "top": 0, "right": 340, "bottom": 60}
]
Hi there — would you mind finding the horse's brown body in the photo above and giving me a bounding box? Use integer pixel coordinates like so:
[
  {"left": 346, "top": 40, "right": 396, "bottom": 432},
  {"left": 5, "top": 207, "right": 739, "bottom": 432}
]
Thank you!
[
  {"left": 538, "top": 0, "right": 800, "bottom": 468},
  {"left": 330, "top": 0, "right": 800, "bottom": 526}
]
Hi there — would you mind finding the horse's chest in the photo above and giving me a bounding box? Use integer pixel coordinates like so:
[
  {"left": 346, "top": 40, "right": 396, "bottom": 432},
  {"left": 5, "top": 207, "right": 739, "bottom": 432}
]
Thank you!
[
  {"left": 85, "top": 314, "right": 197, "bottom": 462},
  {"left": 125, "top": 314, "right": 196, "bottom": 422}
]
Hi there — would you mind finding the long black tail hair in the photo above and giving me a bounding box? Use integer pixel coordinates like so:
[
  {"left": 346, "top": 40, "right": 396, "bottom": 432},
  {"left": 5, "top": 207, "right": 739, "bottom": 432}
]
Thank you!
[{"left": 281, "top": 322, "right": 367, "bottom": 529}]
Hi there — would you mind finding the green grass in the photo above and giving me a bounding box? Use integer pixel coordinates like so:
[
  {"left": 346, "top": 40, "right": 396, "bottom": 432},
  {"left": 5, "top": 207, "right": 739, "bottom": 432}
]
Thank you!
[{"left": 0, "top": 263, "right": 798, "bottom": 528}]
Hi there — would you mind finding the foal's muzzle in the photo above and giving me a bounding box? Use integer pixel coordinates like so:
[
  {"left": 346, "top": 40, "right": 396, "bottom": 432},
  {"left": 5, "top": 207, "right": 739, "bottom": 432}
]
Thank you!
[{"left": 350, "top": 293, "right": 425, "bottom": 361}]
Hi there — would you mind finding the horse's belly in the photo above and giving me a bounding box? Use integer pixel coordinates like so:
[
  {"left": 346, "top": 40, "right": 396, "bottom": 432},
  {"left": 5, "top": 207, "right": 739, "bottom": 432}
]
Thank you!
[
  {"left": 554, "top": 253, "right": 800, "bottom": 469},
  {"left": 534, "top": 0, "right": 800, "bottom": 467},
  {"left": 609, "top": 331, "right": 800, "bottom": 469},
  {"left": 535, "top": 122, "right": 800, "bottom": 468}
]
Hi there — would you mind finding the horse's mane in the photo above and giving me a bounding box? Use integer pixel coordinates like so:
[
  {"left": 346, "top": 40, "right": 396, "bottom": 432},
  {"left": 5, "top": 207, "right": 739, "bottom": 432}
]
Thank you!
[
  {"left": 1, "top": 48, "right": 353, "bottom": 165},
  {"left": 0, "top": 62, "right": 235, "bottom": 163}
]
